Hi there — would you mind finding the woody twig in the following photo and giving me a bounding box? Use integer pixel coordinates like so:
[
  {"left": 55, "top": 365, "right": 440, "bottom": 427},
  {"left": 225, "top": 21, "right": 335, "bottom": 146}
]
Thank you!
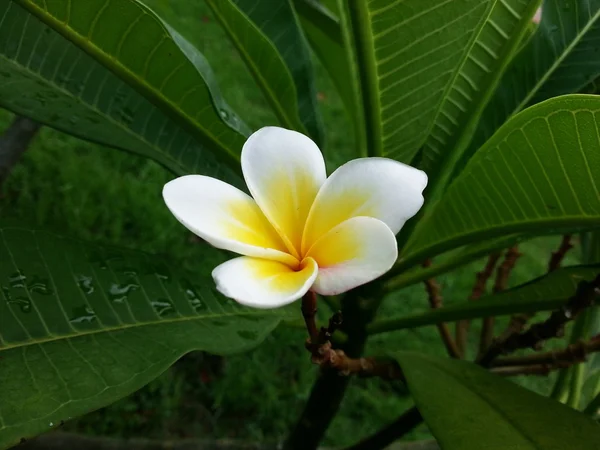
[
  {"left": 456, "top": 252, "right": 501, "bottom": 357},
  {"left": 423, "top": 260, "right": 461, "bottom": 359},
  {"left": 479, "top": 246, "right": 522, "bottom": 356}
]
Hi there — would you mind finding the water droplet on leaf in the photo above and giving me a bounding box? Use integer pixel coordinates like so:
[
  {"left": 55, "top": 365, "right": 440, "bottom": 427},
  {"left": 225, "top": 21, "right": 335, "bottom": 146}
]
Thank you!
[
  {"left": 69, "top": 306, "right": 96, "bottom": 324},
  {"left": 151, "top": 299, "right": 175, "bottom": 317}
]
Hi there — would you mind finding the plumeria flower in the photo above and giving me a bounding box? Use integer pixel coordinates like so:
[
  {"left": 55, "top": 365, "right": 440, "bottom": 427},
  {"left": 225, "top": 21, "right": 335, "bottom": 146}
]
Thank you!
[{"left": 163, "top": 127, "right": 427, "bottom": 309}]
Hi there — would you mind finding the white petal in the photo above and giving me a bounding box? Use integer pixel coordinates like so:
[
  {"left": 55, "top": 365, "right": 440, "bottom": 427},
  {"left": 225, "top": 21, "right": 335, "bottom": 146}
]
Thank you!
[
  {"left": 163, "top": 175, "right": 296, "bottom": 266},
  {"left": 213, "top": 256, "right": 318, "bottom": 308},
  {"left": 305, "top": 217, "right": 398, "bottom": 296},
  {"left": 302, "top": 158, "right": 427, "bottom": 254},
  {"left": 242, "top": 127, "right": 326, "bottom": 258}
]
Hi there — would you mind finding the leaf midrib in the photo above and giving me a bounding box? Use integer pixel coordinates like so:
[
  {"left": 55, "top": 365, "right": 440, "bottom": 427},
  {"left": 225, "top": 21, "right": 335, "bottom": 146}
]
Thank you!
[
  {"left": 0, "top": 53, "right": 187, "bottom": 176},
  {"left": 0, "top": 309, "right": 284, "bottom": 352},
  {"left": 513, "top": 7, "right": 600, "bottom": 114},
  {"left": 418, "top": 0, "right": 497, "bottom": 164},
  {"left": 15, "top": 0, "right": 241, "bottom": 167},
  {"left": 424, "top": 0, "right": 543, "bottom": 202},
  {"left": 402, "top": 215, "right": 600, "bottom": 268},
  {"left": 350, "top": 1, "right": 382, "bottom": 157}
]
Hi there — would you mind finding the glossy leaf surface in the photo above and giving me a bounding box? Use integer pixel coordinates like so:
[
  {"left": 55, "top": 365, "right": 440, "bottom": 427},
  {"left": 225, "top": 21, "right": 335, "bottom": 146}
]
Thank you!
[
  {"left": 403, "top": 95, "right": 600, "bottom": 265},
  {"left": 0, "top": 224, "right": 293, "bottom": 448},
  {"left": 207, "top": 0, "right": 323, "bottom": 144},
  {"left": 1, "top": 0, "right": 246, "bottom": 182},
  {"left": 470, "top": 0, "right": 600, "bottom": 155},
  {"left": 396, "top": 352, "right": 600, "bottom": 449}
]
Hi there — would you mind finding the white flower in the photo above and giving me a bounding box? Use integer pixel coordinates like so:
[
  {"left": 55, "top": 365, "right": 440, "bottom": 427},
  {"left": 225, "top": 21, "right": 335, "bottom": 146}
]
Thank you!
[{"left": 163, "top": 127, "right": 427, "bottom": 309}]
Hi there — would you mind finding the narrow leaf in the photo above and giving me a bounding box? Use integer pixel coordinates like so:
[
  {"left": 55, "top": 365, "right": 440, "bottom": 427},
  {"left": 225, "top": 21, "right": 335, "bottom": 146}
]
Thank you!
[
  {"left": 384, "top": 234, "right": 523, "bottom": 291},
  {"left": 370, "top": 265, "right": 600, "bottom": 335},
  {"left": 207, "top": 0, "right": 324, "bottom": 144},
  {"left": 395, "top": 352, "right": 600, "bottom": 450},
  {"left": 293, "top": 0, "right": 357, "bottom": 123}
]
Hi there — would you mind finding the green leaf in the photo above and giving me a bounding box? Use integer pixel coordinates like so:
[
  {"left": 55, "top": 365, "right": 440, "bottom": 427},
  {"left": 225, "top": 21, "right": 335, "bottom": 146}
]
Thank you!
[
  {"left": 339, "top": 0, "right": 530, "bottom": 162},
  {"left": 581, "top": 75, "right": 600, "bottom": 95},
  {"left": 395, "top": 352, "right": 600, "bottom": 450},
  {"left": 0, "top": 223, "right": 294, "bottom": 447},
  {"left": 582, "top": 231, "right": 600, "bottom": 263},
  {"left": 370, "top": 265, "right": 600, "bottom": 335},
  {"left": 402, "top": 95, "right": 600, "bottom": 266},
  {"left": 384, "top": 234, "right": 522, "bottom": 292},
  {"left": 470, "top": 0, "right": 600, "bottom": 156},
  {"left": 331, "top": 0, "right": 368, "bottom": 157},
  {"left": 1, "top": 0, "right": 247, "bottom": 182},
  {"left": 420, "top": 0, "right": 541, "bottom": 200},
  {"left": 293, "top": 0, "right": 356, "bottom": 124},
  {"left": 207, "top": 0, "right": 323, "bottom": 144}
]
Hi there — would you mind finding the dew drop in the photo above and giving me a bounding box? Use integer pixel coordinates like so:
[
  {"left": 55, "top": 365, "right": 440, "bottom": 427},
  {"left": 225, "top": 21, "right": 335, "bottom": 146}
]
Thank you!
[
  {"left": 181, "top": 280, "right": 206, "bottom": 312},
  {"left": 28, "top": 276, "right": 53, "bottom": 296},
  {"left": 109, "top": 283, "right": 139, "bottom": 304},
  {"left": 69, "top": 306, "right": 96, "bottom": 324},
  {"left": 151, "top": 299, "right": 175, "bottom": 317},
  {"left": 9, "top": 271, "right": 26, "bottom": 289},
  {"left": 76, "top": 275, "right": 95, "bottom": 295}
]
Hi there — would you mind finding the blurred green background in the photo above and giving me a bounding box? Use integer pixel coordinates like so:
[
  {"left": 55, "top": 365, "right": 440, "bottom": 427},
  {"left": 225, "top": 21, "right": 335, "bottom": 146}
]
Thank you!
[{"left": 0, "top": 1, "right": 580, "bottom": 447}]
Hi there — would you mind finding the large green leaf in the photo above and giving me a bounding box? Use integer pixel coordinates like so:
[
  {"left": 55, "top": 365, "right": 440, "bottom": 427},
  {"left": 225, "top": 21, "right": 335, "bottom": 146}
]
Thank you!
[
  {"left": 370, "top": 265, "right": 600, "bottom": 334},
  {"left": 0, "top": 223, "right": 293, "bottom": 448},
  {"left": 0, "top": 0, "right": 246, "bottom": 182},
  {"left": 402, "top": 95, "right": 600, "bottom": 266},
  {"left": 469, "top": 0, "right": 600, "bottom": 156},
  {"left": 420, "top": 0, "right": 541, "bottom": 199},
  {"left": 395, "top": 352, "right": 600, "bottom": 449},
  {"left": 338, "top": 0, "right": 538, "bottom": 163},
  {"left": 207, "top": 0, "right": 323, "bottom": 144}
]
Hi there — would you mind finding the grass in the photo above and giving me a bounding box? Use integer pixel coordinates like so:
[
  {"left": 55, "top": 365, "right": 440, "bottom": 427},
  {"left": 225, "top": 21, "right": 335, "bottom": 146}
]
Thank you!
[{"left": 0, "top": 1, "right": 587, "bottom": 447}]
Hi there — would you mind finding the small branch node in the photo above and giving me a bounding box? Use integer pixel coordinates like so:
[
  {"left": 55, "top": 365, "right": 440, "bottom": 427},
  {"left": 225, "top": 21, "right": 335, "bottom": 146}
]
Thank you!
[{"left": 548, "top": 234, "right": 574, "bottom": 273}]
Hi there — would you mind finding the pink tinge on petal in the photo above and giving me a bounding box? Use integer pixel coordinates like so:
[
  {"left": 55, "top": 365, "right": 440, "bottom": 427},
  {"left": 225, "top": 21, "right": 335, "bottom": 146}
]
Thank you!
[{"left": 533, "top": 7, "right": 542, "bottom": 24}]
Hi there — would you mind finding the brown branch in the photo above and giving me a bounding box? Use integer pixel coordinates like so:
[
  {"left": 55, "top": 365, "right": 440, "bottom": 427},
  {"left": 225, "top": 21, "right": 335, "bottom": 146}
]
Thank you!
[
  {"left": 346, "top": 276, "right": 599, "bottom": 450},
  {"left": 422, "top": 260, "right": 461, "bottom": 359},
  {"left": 305, "top": 311, "right": 404, "bottom": 380},
  {"left": 491, "top": 235, "right": 572, "bottom": 351},
  {"left": 548, "top": 235, "right": 574, "bottom": 273},
  {"left": 0, "top": 116, "right": 41, "bottom": 186},
  {"left": 492, "top": 335, "right": 600, "bottom": 368},
  {"left": 479, "top": 246, "right": 522, "bottom": 356},
  {"left": 456, "top": 252, "right": 502, "bottom": 357},
  {"left": 285, "top": 288, "right": 381, "bottom": 450},
  {"left": 478, "top": 274, "right": 600, "bottom": 366},
  {"left": 491, "top": 362, "right": 573, "bottom": 377}
]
